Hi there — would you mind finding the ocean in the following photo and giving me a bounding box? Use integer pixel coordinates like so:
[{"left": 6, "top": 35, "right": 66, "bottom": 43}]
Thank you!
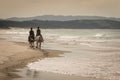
[{"left": 0, "top": 28, "right": 120, "bottom": 80}]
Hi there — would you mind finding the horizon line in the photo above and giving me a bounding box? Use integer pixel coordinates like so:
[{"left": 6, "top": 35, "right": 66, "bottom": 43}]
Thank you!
[{"left": 1, "top": 15, "right": 120, "bottom": 19}]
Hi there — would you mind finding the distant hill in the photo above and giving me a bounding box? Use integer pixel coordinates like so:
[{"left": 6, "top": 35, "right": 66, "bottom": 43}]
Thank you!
[
  {"left": 0, "top": 20, "right": 120, "bottom": 29},
  {"left": 6, "top": 15, "right": 120, "bottom": 21}
]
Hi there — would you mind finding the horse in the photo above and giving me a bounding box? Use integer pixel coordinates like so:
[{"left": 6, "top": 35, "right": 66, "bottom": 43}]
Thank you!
[
  {"left": 35, "top": 35, "right": 44, "bottom": 49},
  {"left": 28, "top": 35, "right": 35, "bottom": 48}
]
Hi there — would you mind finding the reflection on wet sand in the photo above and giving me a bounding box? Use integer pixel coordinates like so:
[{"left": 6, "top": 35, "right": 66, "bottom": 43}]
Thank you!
[{"left": 26, "top": 69, "right": 40, "bottom": 78}]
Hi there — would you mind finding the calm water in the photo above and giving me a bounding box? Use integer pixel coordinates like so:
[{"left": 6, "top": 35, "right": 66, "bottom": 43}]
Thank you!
[{"left": 0, "top": 28, "right": 120, "bottom": 80}]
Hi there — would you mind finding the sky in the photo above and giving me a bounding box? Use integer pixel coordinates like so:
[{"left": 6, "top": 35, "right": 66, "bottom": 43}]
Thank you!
[{"left": 0, "top": 0, "right": 120, "bottom": 19}]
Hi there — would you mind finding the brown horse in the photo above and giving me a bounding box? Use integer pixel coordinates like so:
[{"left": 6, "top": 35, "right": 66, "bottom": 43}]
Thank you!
[{"left": 28, "top": 36, "right": 35, "bottom": 48}]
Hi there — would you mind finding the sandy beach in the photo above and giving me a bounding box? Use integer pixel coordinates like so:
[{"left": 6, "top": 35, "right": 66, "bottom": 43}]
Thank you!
[{"left": 0, "top": 39, "right": 64, "bottom": 80}]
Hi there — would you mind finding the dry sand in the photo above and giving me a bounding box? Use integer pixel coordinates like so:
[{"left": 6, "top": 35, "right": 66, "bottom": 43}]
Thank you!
[{"left": 0, "top": 40, "right": 64, "bottom": 80}]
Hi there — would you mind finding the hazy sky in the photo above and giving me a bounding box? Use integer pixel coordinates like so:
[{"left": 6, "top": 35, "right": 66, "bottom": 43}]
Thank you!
[{"left": 0, "top": 0, "right": 120, "bottom": 18}]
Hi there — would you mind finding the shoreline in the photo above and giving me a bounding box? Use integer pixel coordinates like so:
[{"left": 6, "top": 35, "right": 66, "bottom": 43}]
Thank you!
[{"left": 0, "top": 39, "right": 64, "bottom": 80}]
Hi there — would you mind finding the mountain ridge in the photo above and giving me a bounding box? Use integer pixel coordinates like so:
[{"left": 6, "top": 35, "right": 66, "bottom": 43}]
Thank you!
[
  {"left": 0, "top": 19, "right": 120, "bottom": 29},
  {"left": 5, "top": 15, "right": 120, "bottom": 21}
]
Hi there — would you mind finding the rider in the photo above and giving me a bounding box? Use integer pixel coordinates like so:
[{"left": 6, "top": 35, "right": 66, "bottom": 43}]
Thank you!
[
  {"left": 36, "top": 27, "right": 43, "bottom": 48},
  {"left": 28, "top": 28, "right": 35, "bottom": 47},
  {"left": 29, "top": 27, "right": 35, "bottom": 40},
  {"left": 36, "top": 27, "right": 41, "bottom": 36}
]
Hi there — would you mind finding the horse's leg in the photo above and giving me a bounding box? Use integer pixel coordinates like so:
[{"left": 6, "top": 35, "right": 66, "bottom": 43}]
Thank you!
[
  {"left": 30, "top": 42, "right": 32, "bottom": 47},
  {"left": 31, "top": 42, "right": 33, "bottom": 47},
  {"left": 32, "top": 42, "right": 34, "bottom": 47},
  {"left": 36, "top": 41, "right": 38, "bottom": 48},
  {"left": 39, "top": 42, "right": 41, "bottom": 49}
]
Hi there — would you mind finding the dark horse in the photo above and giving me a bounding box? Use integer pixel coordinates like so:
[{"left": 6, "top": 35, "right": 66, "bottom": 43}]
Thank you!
[{"left": 28, "top": 35, "right": 34, "bottom": 48}]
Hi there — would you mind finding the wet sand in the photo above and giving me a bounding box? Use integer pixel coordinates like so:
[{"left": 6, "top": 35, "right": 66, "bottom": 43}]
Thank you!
[
  {"left": 0, "top": 39, "right": 64, "bottom": 80},
  {"left": 13, "top": 69, "right": 107, "bottom": 80}
]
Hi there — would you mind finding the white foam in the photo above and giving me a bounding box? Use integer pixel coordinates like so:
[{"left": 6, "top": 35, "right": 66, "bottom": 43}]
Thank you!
[
  {"left": 27, "top": 57, "right": 92, "bottom": 76},
  {"left": 94, "top": 33, "right": 105, "bottom": 37}
]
